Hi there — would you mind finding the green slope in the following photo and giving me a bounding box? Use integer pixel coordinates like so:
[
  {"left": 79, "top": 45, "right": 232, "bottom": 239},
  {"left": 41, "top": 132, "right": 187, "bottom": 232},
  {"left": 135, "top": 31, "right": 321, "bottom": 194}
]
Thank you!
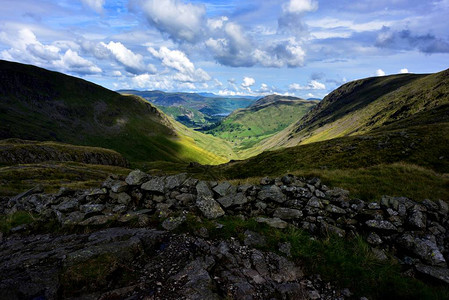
[
  {"left": 0, "top": 60, "right": 232, "bottom": 165},
  {"left": 157, "top": 105, "right": 223, "bottom": 128},
  {"left": 262, "top": 69, "right": 449, "bottom": 148},
  {"left": 204, "top": 95, "right": 317, "bottom": 151}
]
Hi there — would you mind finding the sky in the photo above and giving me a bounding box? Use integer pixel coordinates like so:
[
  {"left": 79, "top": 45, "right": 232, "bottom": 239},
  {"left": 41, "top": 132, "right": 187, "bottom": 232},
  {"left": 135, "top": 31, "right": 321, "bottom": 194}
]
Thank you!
[{"left": 0, "top": 0, "right": 448, "bottom": 99}]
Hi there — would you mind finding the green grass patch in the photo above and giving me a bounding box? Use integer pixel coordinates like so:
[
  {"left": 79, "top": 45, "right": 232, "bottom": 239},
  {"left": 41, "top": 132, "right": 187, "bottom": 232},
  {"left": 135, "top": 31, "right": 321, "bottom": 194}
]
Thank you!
[{"left": 0, "top": 211, "right": 36, "bottom": 233}]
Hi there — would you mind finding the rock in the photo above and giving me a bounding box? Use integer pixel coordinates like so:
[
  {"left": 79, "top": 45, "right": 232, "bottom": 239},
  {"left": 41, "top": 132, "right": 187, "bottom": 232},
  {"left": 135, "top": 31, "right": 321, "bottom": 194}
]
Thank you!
[
  {"left": 372, "top": 248, "right": 388, "bottom": 261},
  {"left": 233, "top": 193, "right": 248, "bottom": 206},
  {"left": 398, "top": 234, "right": 446, "bottom": 267},
  {"left": 80, "top": 204, "right": 105, "bottom": 214},
  {"left": 79, "top": 214, "right": 117, "bottom": 226},
  {"left": 320, "top": 222, "right": 346, "bottom": 238},
  {"left": 407, "top": 206, "right": 427, "bottom": 229},
  {"left": 141, "top": 177, "right": 165, "bottom": 193},
  {"left": 325, "top": 204, "right": 347, "bottom": 215},
  {"left": 256, "top": 217, "right": 288, "bottom": 229},
  {"left": 165, "top": 173, "right": 188, "bottom": 190},
  {"left": 325, "top": 188, "right": 349, "bottom": 199},
  {"left": 367, "top": 232, "right": 383, "bottom": 245},
  {"left": 213, "top": 182, "right": 236, "bottom": 197},
  {"left": 118, "top": 209, "right": 151, "bottom": 223},
  {"left": 279, "top": 242, "right": 292, "bottom": 257},
  {"left": 273, "top": 207, "right": 303, "bottom": 220},
  {"left": 368, "top": 202, "right": 380, "bottom": 209},
  {"left": 437, "top": 200, "right": 448, "bottom": 216},
  {"left": 88, "top": 188, "right": 108, "bottom": 196},
  {"left": 125, "top": 170, "right": 148, "bottom": 185},
  {"left": 415, "top": 264, "right": 449, "bottom": 284},
  {"left": 314, "top": 189, "right": 326, "bottom": 198},
  {"left": 196, "top": 196, "right": 225, "bottom": 219},
  {"left": 55, "top": 198, "right": 79, "bottom": 213},
  {"left": 260, "top": 177, "right": 273, "bottom": 185},
  {"left": 216, "top": 195, "right": 233, "bottom": 208},
  {"left": 196, "top": 181, "right": 214, "bottom": 198},
  {"left": 111, "top": 181, "right": 128, "bottom": 193},
  {"left": 117, "top": 193, "right": 132, "bottom": 205},
  {"left": 62, "top": 211, "right": 85, "bottom": 225},
  {"left": 258, "top": 185, "right": 287, "bottom": 203},
  {"left": 365, "top": 220, "right": 397, "bottom": 232},
  {"left": 306, "top": 197, "right": 323, "bottom": 209},
  {"left": 243, "top": 230, "right": 266, "bottom": 247},
  {"left": 175, "top": 193, "right": 196, "bottom": 205},
  {"left": 162, "top": 216, "right": 186, "bottom": 231}
]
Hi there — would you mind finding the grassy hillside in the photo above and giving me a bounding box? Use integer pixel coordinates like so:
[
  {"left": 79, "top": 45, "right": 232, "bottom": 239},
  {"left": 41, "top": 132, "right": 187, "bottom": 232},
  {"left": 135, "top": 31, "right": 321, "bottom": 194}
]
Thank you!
[
  {"left": 204, "top": 95, "right": 317, "bottom": 150},
  {"left": 157, "top": 105, "right": 222, "bottom": 128},
  {"left": 262, "top": 69, "right": 449, "bottom": 148},
  {"left": 0, "top": 139, "right": 128, "bottom": 167},
  {"left": 0, "top": 60, "right": 233, "bottom": 166}
]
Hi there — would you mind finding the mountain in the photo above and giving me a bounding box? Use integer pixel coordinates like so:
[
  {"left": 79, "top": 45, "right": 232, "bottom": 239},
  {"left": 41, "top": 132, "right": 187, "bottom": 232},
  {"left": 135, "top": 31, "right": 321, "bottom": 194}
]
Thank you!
[
  {"left": 0, "top": 60, "right": 235, "bottom": 165},
  {"left": 203, "top": 95, "right": 317, "bottom": 151},
  {"left": 263, "top": 71, "right": 449, "bottom": 148},
  {"left": 119, "top": 90, "right": 256, "bottom": 127}
]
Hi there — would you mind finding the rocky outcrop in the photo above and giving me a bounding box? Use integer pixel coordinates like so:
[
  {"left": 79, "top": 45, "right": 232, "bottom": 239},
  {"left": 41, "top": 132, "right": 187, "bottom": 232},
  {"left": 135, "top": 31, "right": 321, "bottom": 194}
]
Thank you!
[{"left": 2, "top": 170, "right": 449, "bottom": 298}]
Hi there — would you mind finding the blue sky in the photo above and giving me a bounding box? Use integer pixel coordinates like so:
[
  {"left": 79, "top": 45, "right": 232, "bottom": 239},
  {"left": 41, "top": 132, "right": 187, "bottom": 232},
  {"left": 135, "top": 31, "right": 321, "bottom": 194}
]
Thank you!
[{"left": 0, "top": 0, "right": 448, "bottom": 98}]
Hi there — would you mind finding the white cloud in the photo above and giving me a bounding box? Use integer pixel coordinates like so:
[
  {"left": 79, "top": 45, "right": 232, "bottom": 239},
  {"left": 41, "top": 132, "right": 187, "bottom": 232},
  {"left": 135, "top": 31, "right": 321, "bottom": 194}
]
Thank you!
[
  {"left": 399, "top": 68, "right": 409, "bottom": 73},
  {"left": 207, "top": 16, "right": 228, "bottom": 30},
  {"left": 376, "top": 69, "right": 386, "bottom": 76},
  {"left": 241, "top": 77, "right": 255, "bottom": 88},
  {"left": 102, "top": 41, "right": 148, "bottom": 74},
  {"left": 289, "top": 80, "right": 326, "bottom": 91},
  {"left": 283, "top": 0, "right": 318, "bottom": 14},
  {"left": 112, "top": 70, "right": 122, "bottom": 76},
  {"left": 148, "top": 46, "right": 210, "bottom": 82},
  {"left": 80, "top": 0, "right": 105, "bottom": 13},
  {"left": 55, "top": 49, "right": 102, "bottom": 74},
  {"left": 138, "top": 0, "right": 206, "bottom": 42}
]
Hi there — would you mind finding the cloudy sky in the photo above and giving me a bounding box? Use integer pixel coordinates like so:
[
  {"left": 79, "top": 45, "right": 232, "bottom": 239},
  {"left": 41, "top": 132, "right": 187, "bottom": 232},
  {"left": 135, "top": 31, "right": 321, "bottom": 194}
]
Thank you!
[{"left": 1, "top": 0, "right": 448, "bottom": 98}]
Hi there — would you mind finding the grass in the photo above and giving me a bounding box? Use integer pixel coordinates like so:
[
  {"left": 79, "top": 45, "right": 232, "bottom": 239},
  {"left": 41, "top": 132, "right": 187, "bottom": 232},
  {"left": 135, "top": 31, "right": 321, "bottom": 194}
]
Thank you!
[
  {"left": 0, "top": 161, "right": 131, "bottom": 196},
  {"left": 0, "top": 211, "right": 36, "bottom": 233},
  {"left": 179, "top": 215, "right": 449, "bottom": 300},
  {"left": 205, "top": 99, "right": 316, "bottom": 151}
]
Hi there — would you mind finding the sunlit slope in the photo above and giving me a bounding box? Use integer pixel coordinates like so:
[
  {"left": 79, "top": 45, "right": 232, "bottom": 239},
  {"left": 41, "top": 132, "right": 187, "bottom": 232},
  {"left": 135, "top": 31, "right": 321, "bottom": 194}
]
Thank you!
[{"left": 0, "top": 60, "right": 231, "bottom": 165}]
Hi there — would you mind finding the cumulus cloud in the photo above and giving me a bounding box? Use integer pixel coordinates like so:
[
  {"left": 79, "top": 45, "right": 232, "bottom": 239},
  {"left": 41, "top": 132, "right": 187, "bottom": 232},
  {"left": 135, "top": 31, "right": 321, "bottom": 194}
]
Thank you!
[
  {"left": 399, "top": 68, "right": 409, "bottom": 74},
  {"left": 0, "top": 28, "right": 101, "bottom": 75},
  {"left": 241, "top": 77, "right": 255, "bottom": 88},
  {"left": 102, "top": 41, "right": 152, "bottom": 74},
  {"left": 136, "top": 0, "right": 206, "bottom": 43},
  {"left": 376, "top": 26, "right": 449, "bottom": 53},
  {"left": 375, "top": 69, "right": 386, "bottom": 76},
  {"left": 148, "top": 46, "right": 210, "bottom": 82},
  {"left": 278, "top": 0, "right": 318, "bottom": 36},
  {"left": 54, "top": 49, "right": 102, "bottom": 74},
  {"left": 80, "top": 0, "right": 105, "bottom": 13},
  {"left": 283, "top": 0, "right": 318, "bottom": 14},
  {"left": 289, "top": 80, "right": 326, "bottom": 91}
]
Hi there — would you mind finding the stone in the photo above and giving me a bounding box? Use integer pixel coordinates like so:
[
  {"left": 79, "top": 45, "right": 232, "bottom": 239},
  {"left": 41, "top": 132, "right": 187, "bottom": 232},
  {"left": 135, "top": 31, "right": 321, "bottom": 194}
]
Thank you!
[
  {"left": 415, "top": 264, "right": 449, "bottom": 284},
  {"left": 196, "top": 181, "right": 214, "bottom": 198},
  {"left": 407, "top": 207, "right": 427, "bottom": 229},
  {"left": 141, "top": 177, "right": 165, "bottom": 193},
  {"left": 371, "top": 248, "right": 388, "bottom": 261},
  {"left": 368, "top": 202, "right": 380, "bottom": 209},
  {"left": 89, "top": 188, "right": 108, "bottom": 196},
  {"left": 55, "top": 198, "right": 79, "bottom": 213},
  {"left": 62, "top": 211, "right": 85, "bottom": 225},
  {"left": 258, "top": 185, "right": 287, "bottom": 203},
  {"left": 325, "top": 204, "right": 347, "bottom": 215},
  {"left": 165, "top": 173, "right": 188, "bottom": 190},
  {"left": 243, "top": 230, "right": 266, "bottom": 247},
  {"left": 125, "top": 170, "right": 148, "bottom": 185},
  {"left": 398, "top": 234, "right": 446, "bottom": 267},
  {"left": 256, "top": 217, "right": 288, "bottom": 229},
  {"left": 325, "top": 188, "right": 349, "bottom": 199},
  {"left": 79, "top": 214, "right": 117, "bottom": 226},
  {"left": 162, "top": 216, "right": 186, "bottom": 231},
  {"left": 111, "top": 181, "right": 128, "bottom": 193},
  {"left": 320, "top": 222, "right": 346, "bottom": 238},
  {"left": 175, "top": 193, "right": 196, "bottom": 205},
  {"left": 273, "top": 207, "right": 303, "bottom": 220},
  {"left": 213, "top": 182, "right": 236, "bottom": 197},
  {"left": 437, "top": 200, "right": 449, "bottom": 216},
  {"left": 307, "top": 197, "right": 323, "bottom": 209},
  {"left": 279, "top": 242, "right": 292, "bottom": 257},
  {"left": 117, "top": 193, "right": 132, "bottom": 205},
  {"left": 216, "top": 195, "right": 233, "bottom": 208},
  {"left": 365, "top": 220, "right": 397, "bottom": 232},
  {"left": 367, "top": 232, "right": 383, "bottom": 245},
  {"left": 79, "top": 204, "right": 105, "bottom": 214},
  {"left": 233, "top": 193, "right": 248, "bottom": 206},
  {"left": 260, "top": 177, "right": 272, "bottom": 185},
  {"left": 314, "top": 189, "right": 326, "bottom": 198},
  {"left": 196, "top": 196, "right": 225, "bottom": 219}
]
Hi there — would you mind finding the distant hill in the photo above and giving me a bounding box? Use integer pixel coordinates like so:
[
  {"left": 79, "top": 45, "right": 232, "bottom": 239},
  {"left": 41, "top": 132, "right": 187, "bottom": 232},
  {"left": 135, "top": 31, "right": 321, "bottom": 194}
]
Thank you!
[
  {"left": 119, "top": 90, "right": 256, "bottom": 127},
  {"left": 204, "top": 95, "right": 317, "bottom": 151},
  {"left": 0, "top": 60, "right": 235, "bottom": 165}
]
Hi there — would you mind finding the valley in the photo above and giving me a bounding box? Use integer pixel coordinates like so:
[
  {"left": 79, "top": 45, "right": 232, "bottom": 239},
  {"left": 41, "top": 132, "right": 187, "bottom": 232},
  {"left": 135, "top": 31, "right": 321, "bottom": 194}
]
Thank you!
[{"left": 1, "top": 60, "right": 449, "bottom": 300}]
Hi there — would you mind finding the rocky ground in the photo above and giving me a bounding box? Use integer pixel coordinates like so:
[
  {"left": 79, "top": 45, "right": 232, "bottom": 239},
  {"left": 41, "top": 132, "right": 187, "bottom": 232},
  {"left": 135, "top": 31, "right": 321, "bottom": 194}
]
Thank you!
[{"left": 1, "top": 170, "right": 449, "bottom": 299}]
